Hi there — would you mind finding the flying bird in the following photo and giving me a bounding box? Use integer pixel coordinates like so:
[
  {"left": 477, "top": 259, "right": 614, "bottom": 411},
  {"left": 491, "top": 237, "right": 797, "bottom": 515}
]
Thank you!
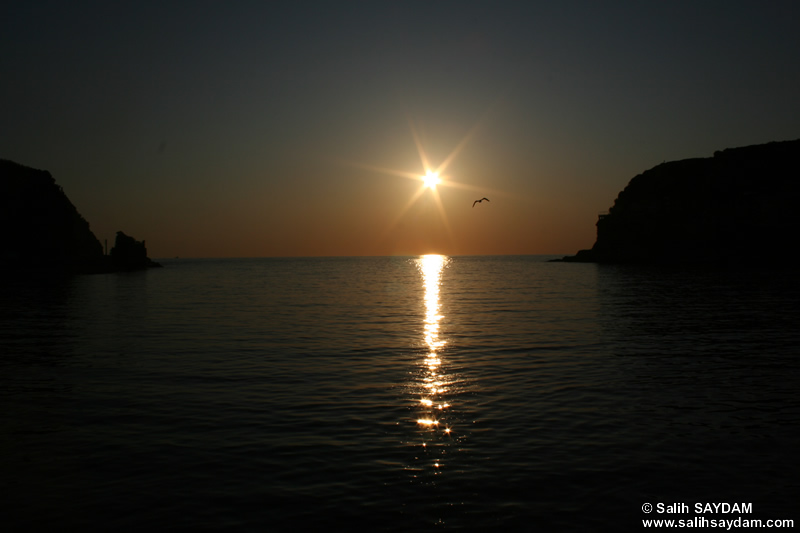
[{"left": 472, "top": 197, "right": 490, "bottom": 207}]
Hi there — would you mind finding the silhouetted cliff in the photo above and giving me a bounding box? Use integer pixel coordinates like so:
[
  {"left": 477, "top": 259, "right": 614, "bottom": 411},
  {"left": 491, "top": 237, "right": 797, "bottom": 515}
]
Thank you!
[
  {"left": 556, "top": 139, "right": 800, "bottom": 264},
  {"left": 1, "top": 159, "right": 159, "bottom": 274}
]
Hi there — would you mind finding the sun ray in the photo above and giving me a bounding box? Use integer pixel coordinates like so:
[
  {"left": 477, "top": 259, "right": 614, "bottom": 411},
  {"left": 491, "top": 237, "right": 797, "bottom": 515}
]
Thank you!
[
  {"left": 430, "top": 98, "right": 502, "bottom": 176},
  {"left": 433, "top": 118, "right": 484, "bottom": 176},
  {"left": 408, "top": 118, "right": 432, "bottom": 173},
  {"left": 378, "top": 184, "right": 428, "bottom": 241},
  {"left": 345, "top": 161, "right": 426, "bottom": 182},
  {"left": 430, "top": 188, "right": 456, "bottom": 248}
]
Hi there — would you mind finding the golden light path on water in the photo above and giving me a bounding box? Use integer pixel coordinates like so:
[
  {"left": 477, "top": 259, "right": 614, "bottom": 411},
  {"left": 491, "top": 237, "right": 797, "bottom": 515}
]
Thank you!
[{"left": 413, "top": 254, "right": 453, "bottom": 473}]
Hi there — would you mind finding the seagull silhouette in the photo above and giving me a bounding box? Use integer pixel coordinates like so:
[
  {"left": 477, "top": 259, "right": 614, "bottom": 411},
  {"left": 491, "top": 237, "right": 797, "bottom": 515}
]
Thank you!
[{"left": 472, "top": 197, "right": 490, "bottom": 207}]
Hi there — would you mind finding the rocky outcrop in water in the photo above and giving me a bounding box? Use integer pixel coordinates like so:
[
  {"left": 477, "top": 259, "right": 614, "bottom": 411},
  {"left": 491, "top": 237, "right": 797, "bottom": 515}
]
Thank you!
[
  {"left": 555, "top": 139, "right": 800, "bottom": 264},
  {"left": 0, "top": 159, "right": 159, "bottom": 274},
  {"left": 111, "top": 231, "right": 161, "bottom": 270}
]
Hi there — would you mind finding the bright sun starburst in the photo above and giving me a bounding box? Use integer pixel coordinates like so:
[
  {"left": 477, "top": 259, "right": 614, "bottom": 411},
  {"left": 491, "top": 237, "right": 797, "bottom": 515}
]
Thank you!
[
  {"left": 423, "top": 170, "right": 440, "bottom": 189},
  {"left": 344, "top": 107, "right": 501, "bottom": 250}
]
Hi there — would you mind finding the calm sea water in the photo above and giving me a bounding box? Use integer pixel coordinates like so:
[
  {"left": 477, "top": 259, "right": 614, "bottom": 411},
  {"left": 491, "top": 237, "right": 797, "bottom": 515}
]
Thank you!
[{"left": 2, "top": 256, "right": 799, "bottom": 531}]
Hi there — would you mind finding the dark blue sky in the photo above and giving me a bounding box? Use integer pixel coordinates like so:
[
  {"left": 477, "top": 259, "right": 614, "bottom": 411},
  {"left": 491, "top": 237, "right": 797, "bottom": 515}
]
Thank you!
[{"left": 3, "top": 1, "right": 799, "bottom": 256}]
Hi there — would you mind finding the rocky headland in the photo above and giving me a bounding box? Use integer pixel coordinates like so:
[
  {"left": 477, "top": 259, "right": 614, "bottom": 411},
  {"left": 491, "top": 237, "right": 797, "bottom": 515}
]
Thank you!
[
  {"left": 1, "top": 159, "right": 160, "bottom": 274},
  {"left": 554, "top": 139, "right": 800, "bottom": 264}
]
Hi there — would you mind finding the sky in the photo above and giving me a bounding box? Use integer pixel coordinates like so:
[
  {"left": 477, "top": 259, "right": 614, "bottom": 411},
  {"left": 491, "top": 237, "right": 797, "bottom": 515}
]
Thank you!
[{"left": 3, "top": 1, "right": 799, "bottom": 258}]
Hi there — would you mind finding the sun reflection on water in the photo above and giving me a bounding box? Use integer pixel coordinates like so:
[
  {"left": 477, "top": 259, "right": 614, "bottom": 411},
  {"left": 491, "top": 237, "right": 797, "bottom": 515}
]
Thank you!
[{"left": 412, "top": 254, "right": 454, "bottom": 474}]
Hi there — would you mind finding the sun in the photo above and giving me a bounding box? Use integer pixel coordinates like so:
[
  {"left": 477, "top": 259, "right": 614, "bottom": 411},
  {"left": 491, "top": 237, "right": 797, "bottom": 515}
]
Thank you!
[
  {"left": 346, "top": 112, "right": 498, "bottom": 251},
  {"left": 423, "top": 170, "right": 440, "bottom": 189}
]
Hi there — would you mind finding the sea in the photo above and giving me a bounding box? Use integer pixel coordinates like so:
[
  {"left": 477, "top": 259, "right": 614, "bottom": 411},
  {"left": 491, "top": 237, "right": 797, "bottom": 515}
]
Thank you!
[{"left": 2, "top": 255, "right": 799, "bottom": 531}]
